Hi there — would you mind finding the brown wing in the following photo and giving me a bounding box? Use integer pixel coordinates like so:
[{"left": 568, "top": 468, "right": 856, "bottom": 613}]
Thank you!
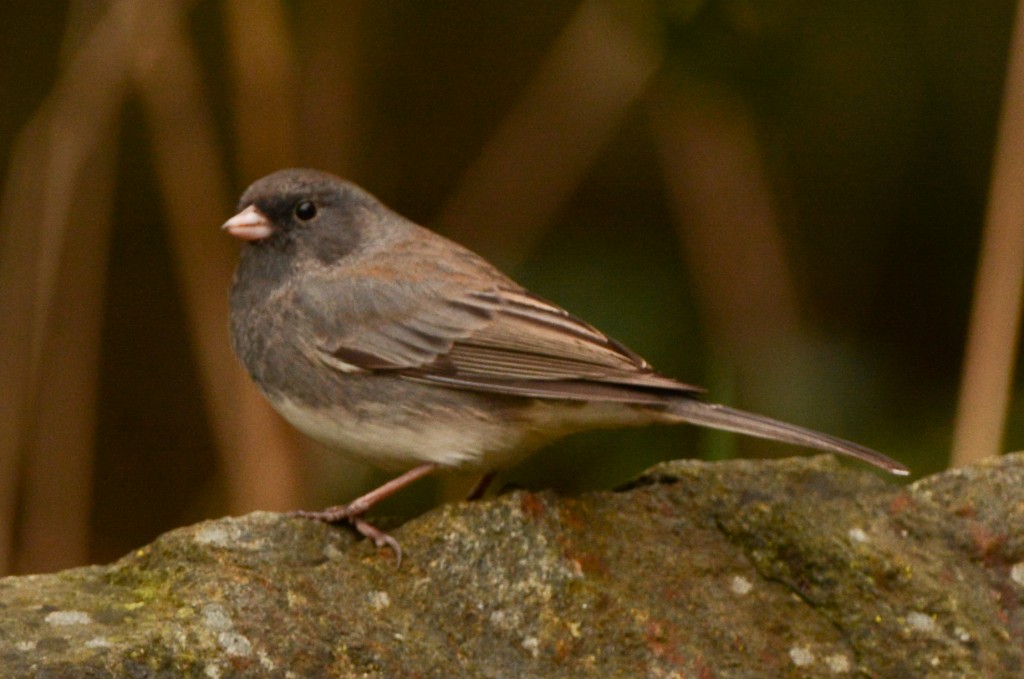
[{"left": 309, "top": 280, "right": 700, "bottom": 403}]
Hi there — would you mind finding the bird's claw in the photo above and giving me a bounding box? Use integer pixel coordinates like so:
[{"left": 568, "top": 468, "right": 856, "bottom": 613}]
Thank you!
[
  {"left": 352, "top": 517, "right": 403, "bottom": 567},
  {"left": 292, "top": 506, "right": 403, "bottom": 566}
]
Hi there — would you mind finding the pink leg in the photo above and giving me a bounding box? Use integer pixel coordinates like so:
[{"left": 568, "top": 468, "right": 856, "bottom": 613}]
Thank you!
[{"left": 294, "top": 462, "right": 438, "bottom": 565}]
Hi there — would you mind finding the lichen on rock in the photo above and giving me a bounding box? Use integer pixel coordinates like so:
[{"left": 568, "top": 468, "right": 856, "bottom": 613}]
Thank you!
[{"left": 2, "top": 453, "right": 1023, "bottom": 677}]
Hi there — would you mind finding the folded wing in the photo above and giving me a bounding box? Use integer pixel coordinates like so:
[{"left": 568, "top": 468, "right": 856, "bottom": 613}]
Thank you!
[{"left": 305, "top": 277, "right": 699, "bottom": 404}]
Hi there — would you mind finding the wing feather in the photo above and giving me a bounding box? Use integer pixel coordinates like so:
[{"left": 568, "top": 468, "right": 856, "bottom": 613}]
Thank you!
[{"left": 306, "top": 277, "right": 700, "bottom": 400}]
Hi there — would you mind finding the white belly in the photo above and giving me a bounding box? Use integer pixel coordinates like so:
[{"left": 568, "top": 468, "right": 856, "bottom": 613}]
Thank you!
[{"left": 269, "top": 394, "right": 656, "bottom": 472}]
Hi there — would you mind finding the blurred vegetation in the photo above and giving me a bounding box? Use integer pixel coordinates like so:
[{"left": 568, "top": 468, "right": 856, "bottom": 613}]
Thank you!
[{"left": 0, "top": 0, "right": 1020, "bottom": 574}]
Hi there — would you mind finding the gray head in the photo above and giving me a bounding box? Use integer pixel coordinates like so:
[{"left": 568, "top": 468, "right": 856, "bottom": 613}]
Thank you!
[{"left": 224, "top": 168, "right": 388, "bottom": 268}]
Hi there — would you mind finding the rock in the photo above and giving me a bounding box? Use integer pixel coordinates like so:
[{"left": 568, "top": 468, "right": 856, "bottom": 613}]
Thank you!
[{"left": 1, "top": 453, "right": 1023, "bottom": 677}]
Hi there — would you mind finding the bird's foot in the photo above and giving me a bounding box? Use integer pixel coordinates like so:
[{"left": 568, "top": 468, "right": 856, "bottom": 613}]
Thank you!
[
  {"left": 351, "top": 517, "right": 403, "bottom": 566},
  {"left": 293, "top": 505, "right": 403, "bottom": 566},
  {"left": 290, "top": 463, "right": 438, "bottom": 567}
]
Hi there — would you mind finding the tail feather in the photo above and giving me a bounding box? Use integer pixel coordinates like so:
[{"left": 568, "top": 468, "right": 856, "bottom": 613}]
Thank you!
[{"left": 666, "top": 399, "right": 909, "bottom": 476}]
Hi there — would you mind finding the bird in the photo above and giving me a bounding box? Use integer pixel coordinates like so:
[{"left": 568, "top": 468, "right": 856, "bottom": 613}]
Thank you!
[{"left": 223, "top": 168, "right": 908, "bottom": 562}]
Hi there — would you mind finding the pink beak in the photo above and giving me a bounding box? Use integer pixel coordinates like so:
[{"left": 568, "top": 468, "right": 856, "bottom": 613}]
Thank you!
[{"left": 222, "top": 205, "right": 274, "bottom": 241}]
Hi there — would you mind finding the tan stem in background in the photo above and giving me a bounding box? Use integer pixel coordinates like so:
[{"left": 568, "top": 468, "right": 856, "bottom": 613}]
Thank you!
[
  {"left": 293, "top": 0, "right": 378, "bottom": 505},
  {"left": 222, "top": 0, "right": 311, "bottom": 497},
  {"left": 15, "top": 140, "right": 117, "bottom": 574},
  {"left": 0, "top": 1, "right": 134, "bottom": 574},
  {"left": 131, "top": 1, "right": 301, "bottom": 513},
  {"left": 224, "top": 0, "right": 299, "bottom": 178},
  {"left": 951, "top": 0, "right": 1024, "bottom": 466},
  {"left": 297, "top": 0, "right": 365, "bottom": 177},
  {"left": 438, "top": 0, "right": 663, "bottom": 267},
  {"left": 651, "top": 79, "right": 805, "bottom": 446}
]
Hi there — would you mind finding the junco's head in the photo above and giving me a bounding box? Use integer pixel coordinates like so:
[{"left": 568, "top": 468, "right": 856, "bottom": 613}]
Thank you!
[
  {"left": 223, "top": 168, "right": 908, "bottom": 561},
  {"left": 224, "top": 169, "right": 386, "bottom": 268}
]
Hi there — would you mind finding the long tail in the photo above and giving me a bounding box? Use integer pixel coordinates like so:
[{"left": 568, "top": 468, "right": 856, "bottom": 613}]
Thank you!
[{"left": 665, "top": 399, "right": 909, "bottom": 476}]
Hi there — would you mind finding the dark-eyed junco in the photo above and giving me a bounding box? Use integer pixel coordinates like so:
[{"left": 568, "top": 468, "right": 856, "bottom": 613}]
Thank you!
[{"left": 224, "top": 168, "right": 908, "bottom": 561}]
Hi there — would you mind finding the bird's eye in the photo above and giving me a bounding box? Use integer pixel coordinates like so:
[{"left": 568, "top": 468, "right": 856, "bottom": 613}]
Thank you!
[{"left": 295, "top": 201, "right": 317, "bottom": 221}]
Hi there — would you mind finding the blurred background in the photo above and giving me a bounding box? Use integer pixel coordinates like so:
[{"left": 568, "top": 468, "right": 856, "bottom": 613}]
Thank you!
[{"left": 1, "top": 0, "right": 1022, "bottom": 575}]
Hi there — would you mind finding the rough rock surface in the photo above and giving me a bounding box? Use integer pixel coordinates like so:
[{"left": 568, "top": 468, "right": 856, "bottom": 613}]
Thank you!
[{"left": 1, "top": 453, "right": 1023, "bottom": 678}]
